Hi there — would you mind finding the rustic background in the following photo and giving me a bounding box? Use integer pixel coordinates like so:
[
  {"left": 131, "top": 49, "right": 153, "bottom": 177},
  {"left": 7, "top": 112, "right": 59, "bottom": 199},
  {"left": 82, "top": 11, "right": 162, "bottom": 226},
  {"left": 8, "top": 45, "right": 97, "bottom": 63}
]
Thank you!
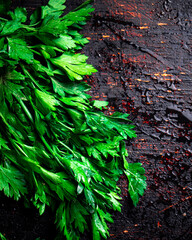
[{"left": 0, "top": 0, "right": 191, "bottom": 239}]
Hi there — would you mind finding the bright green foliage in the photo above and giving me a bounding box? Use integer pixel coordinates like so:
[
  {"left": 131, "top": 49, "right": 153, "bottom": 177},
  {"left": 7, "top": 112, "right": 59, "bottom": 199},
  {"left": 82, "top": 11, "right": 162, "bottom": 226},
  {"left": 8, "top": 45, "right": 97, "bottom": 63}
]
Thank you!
[
  {"left": 0, "top": 233, "right": 7, "bottom": 240},
  {"left": 124, "top": 163, "right": 147, "bottom": 206},
  {"left": 7, "top": 37, "right": 34, "bottom": 63},
  {"left": 0, "top": 162, "right": 27, "bottom": 200},
  {"left": 0, "top": 0, "right": 146, "bottom": 239},
  {"left": 50, "top": 53, "right": 97, "bottom": 80}
]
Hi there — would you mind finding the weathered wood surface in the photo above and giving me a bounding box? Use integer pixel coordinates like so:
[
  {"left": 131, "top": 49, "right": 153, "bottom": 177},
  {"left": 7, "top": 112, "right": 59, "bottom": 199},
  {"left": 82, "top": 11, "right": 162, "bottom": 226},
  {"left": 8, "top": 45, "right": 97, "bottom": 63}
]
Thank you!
[
  {"left": 83, "top": 1, "right": 192, "bottom": 239},
  {"left": 0, "top": 0, "right": 191, "bottom": 239}
]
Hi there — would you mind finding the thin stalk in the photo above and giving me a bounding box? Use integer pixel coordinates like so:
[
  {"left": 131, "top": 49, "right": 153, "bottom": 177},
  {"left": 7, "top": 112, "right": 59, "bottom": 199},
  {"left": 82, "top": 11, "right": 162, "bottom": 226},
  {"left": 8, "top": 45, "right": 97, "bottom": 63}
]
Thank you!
[
  {"left": 58, "top": 140, "right": 78, "bottom": 157},
  {"left": 63, "top": 0, "right": 93, "bottom": 13},
  {"left": 125, "top": 169, "right": 138, "bottom": 179},
  {"left": 21, "top": 65, "right": 45, "bottom": 92},
  {"left": 0, "top": 17, "right": 8, "bottom": 21},
  {"left": 14, "top": 96, "right": 33, "bottom": 123},
  {"left": 57, "top": 120, "right": 74, "bottom": 132},
  {"left": 21, "top": 25, "right": 36, "bottom": 32},
  {"left": 29, "top": 21, "right": 41, "bottom": 27},
  {"left": 9, "top": 138, "right": 28, "bottom": 157},
  {"left": 13, "top": 86, "right": 68, "bottom": 170},
  {"left": 40, "top": 135, "right": 69, "bottom": 169}
]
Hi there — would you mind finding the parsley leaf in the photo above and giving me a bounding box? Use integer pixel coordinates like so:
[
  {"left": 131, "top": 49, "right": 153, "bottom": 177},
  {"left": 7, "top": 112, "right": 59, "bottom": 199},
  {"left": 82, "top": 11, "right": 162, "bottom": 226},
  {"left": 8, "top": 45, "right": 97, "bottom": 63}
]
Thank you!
[
  {"left": 125, "top": 163, "right": 147, "bottom": 206},
  {"left": 0, "top": 162, "right": 27, "bottom": 200},
  {"left": 0, "top": 20, "right": 22, "bottom": 36},
  {"left": 9, "top": 7, "right": 27, "bottom": 23},
  {"left": 7, "top": 37, "right": 33, "bottom": 63},
  {"left": 50, "top": 53, "right": 97, "bottom": 80}
]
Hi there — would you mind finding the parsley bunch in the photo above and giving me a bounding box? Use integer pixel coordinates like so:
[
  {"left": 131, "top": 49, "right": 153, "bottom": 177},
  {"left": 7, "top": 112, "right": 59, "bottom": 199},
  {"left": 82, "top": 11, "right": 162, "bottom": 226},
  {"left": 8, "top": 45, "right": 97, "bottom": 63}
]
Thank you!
[{"left": 0, "top": 0, "right": 146, "bottom": 239}]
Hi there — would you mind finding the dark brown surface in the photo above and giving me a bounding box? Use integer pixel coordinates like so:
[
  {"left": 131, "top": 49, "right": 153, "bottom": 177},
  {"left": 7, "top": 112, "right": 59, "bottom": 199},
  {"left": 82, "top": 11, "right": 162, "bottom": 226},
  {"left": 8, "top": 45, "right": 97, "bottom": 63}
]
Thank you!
[{"left": 0, "top": 0, "right": 192, "bottom": 239}]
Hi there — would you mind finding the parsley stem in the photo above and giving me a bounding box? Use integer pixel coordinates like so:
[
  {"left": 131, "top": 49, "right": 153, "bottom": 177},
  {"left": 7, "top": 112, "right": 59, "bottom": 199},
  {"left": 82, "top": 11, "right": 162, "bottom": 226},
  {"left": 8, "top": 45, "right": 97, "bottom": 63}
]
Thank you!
[
  {"left": 125, "top": 169, "right": 138, "bottom": 179},
  {"left": 40, "top": 135, "right": 68, "bottom": 169},
  {"left": 15, "top": 96, "right": 33, "bottom": 123},
  {"left": 21, "top": 65, "right": 45, "bottom": 92},
  {"left": 58, "top": 140, "right": 78, "bottom": 157},
  {"left": 12, "top": 141, "right": 28, "bottom": 157},
  {"left": 14, "top": 89, "right": 68, "bottom": 170},
  {"left": 57, "top": 120, "right": 74, "bottom": 132},
  {"left": 0, "top": 17, "right": 8, "bottom": 22},
  {"left": 21, "top": 25, "right": 36, "bottom": 32}
]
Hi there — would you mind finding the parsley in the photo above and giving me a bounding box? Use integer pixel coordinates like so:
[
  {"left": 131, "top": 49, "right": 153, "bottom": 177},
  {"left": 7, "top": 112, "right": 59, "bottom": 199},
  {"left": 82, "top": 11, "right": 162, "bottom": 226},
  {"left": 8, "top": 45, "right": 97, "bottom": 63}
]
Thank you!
[
  {"left": 0, "top": 233, "right": 6, "bottom": 240},
  {"left": 0, "top": 0, "right": 146, "bottom": 239}
]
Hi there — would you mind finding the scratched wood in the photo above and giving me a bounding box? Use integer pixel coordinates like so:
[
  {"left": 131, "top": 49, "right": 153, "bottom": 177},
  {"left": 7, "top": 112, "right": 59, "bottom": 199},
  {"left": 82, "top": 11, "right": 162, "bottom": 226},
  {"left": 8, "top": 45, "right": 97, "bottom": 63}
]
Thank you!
[
  {"left": 83, "top": 1, "right": 192, "bottom": 239},
  {"left": 0, "top": 0, "right": 191, "bottom": 239}
]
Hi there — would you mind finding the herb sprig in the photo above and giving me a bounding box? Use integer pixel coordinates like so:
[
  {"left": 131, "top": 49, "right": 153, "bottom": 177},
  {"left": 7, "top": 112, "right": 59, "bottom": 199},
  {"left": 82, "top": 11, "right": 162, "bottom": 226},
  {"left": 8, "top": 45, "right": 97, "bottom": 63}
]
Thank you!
[{"left": 0, "top": 0, "right": 146, "bottom": 239}]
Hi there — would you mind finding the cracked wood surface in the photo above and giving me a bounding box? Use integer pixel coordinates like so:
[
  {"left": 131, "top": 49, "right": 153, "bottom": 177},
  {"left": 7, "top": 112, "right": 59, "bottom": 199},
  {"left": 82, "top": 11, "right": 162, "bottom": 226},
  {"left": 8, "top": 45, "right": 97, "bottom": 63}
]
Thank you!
[
  {"left": 0, "top": 0, "right": 191, "bottom": 239},
  {"left": 83, "top": 1, "right": 192, "bottom": 239}
]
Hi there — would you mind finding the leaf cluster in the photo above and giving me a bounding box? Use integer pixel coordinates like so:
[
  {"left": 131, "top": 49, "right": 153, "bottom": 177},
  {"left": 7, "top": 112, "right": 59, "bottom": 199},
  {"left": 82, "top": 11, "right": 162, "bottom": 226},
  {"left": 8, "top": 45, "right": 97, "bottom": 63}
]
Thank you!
[{"left": 0, "top": 0, "right": 146, "bottom": 239}]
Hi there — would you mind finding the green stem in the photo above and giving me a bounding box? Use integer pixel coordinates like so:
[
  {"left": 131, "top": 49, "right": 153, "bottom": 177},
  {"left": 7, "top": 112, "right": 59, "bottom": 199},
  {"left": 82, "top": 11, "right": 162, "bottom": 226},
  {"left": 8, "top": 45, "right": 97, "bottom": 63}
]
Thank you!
[
  {"left": 59, "top": 140, "right": 77, "bottom": 157},
  {"left": 21, "top": 65, "right": 45, "bottom": 92},
  {"left": 15, "top": 96, "right": 34, "bottom": 123},
  {"left": 57, "top": 120, "right": 74, "bottom": 132},
  {"left": 13, "top": 87, "right": 67, "bottom": 169},
  {"left": 9, "top": 138, "right": 28, "bottom": 157},
  {"left": 40, "top": 135, "right": 69, "bottom": 169},
  {"left": 125, "top": 169, "right": 138, "bottom": 179},
  {"left": 16, "top": 67, "right": 72, "bottom": 170},
  {"left": 0, "top": 17, "right": 8, "bottom": 21},
  {"left": 74, "top": 0, "right": 93, "bottom": 11},
  {"left": 21, "top": 25, "right": 36, "bottom": 32},
  {"left": 0, "top": 232, "right": 7, "bottom": 240}
]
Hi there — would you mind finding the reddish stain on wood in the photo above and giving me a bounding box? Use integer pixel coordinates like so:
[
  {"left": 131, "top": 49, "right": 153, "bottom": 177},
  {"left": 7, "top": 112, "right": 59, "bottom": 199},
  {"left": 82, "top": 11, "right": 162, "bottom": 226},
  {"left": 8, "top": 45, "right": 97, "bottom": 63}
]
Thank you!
[{"left": 1, "top": 0, "right": 192, "bottom": 240}]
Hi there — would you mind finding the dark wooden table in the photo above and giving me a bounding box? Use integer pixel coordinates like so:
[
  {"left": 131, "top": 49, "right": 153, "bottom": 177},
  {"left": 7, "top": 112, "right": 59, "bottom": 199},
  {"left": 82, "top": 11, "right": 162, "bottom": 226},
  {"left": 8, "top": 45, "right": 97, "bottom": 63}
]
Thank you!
[{"left": 0, "top": 0, "right": 191, "bottom": 239}]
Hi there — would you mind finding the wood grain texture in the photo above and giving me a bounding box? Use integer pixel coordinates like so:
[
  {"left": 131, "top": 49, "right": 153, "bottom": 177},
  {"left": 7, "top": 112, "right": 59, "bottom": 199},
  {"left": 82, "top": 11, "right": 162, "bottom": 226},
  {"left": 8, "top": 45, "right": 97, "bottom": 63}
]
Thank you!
[
  {"left": 0, "top": 0, "right": 191, "bottom": 239},
  {"left": 83, "top": 0, "right": 192, "bottom": 239}
]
